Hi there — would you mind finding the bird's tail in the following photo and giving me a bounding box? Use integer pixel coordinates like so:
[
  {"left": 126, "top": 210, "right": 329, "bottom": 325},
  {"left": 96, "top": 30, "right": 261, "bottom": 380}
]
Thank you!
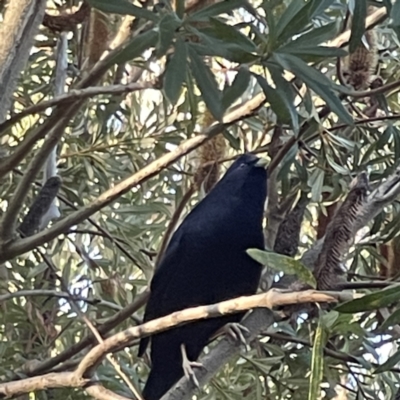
[{"left": 142, "top": 362, "right": 183, "bottom": 400}]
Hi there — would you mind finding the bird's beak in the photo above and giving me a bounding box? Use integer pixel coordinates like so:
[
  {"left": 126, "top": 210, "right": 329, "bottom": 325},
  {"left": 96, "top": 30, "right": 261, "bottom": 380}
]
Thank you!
[{"left": 255, "top": 157, "right": 268, "bottom": 169}]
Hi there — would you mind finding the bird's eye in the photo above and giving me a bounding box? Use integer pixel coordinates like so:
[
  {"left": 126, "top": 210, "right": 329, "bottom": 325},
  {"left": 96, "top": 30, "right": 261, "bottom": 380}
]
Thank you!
[{"left": 239, "top": 163, "right": 247, "bottom": 169}]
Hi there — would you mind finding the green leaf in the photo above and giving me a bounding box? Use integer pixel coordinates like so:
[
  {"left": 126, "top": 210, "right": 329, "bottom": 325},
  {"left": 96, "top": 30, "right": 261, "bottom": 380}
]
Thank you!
[
  {"left": 208, "top": 18, "right": 257, "bottom": 53},
  {"left": 308, "top": 168, "right": 325, "bottom": 202},
  {"left": 27, "top": 263, "right": 48, "bottom": 279},
  {"left": 164, "top": 39, "right": 187, "bottom": 105},
  {"left": 276, "top": 0, "right": 334, "bottom": 43},
  {"left": 175, "top": 0, "right": 185, "bottom": 18},
  {"left": 275, "top": 0, "right": 308, "bottom": 40},
  {"left": 336, "top": 284, "right": 400, "bottom": 313},
  {"left": 286, "top": 22, "right": 339, "bottom": 47},
  {"left": 268, "top": 64, "right": 299, "bottom": 132},
  {"left": 321, "top": 310, "right": 339, "bottom": 330},
  {"left": 188, "top": 0, "right": 244, "bottom": 21},
  {"left": 254, "top": 74, "right": 298, "bottom": 131},
  {"left": 86, "top": 0, "right": 157, "bottom": 21},
  {"left": 325, "top": 154, "right": 349, "bottom": 175},
  {"left": 308, "top": 317, "right": 327, "bottom": 400},
  {"left": 188, "top": 40, "right": 258, "bottom": 63},
  {"left": 109, "top": 29, "right": 158, "bottom": 64},
  {"left": 279, "top": 45, "right": 347, "bottom": 58},
  {"left": 246, "top": 249, "right": 316, "bottom": 288},
  {"left": 273, "top": 53, "right": 353, "bottom": 124},
  {"left": 375, "top": 349, "right": 400, "bottom": 373},
  {"left": 380, "top": 308, "right": 400, "bottom": 331},
  {"left": 156, "top": 13, "right": 182, "bottom": 57},
  {"left": 349, "top": 0, "right": 367, "bottom": 53},
  {"left": 188, "top": 47, "right": 223, "bottom": 120},
  {"left": 222, "top": 67, "right": 250, "bottom": 110}
]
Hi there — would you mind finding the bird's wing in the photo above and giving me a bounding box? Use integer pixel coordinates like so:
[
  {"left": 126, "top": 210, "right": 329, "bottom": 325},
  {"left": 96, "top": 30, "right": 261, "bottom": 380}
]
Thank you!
[
  {"left": 138, "top": 192, "right": 235, "bottom": 356},
  {"left": 138, "top": 226, "right": 187, "bottom": 356}
]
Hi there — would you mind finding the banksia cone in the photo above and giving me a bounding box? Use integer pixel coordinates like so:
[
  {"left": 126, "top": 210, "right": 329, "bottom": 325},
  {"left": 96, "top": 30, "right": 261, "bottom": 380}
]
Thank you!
[
  {"left": 193, "top": 110, "right": 226, "bottom": 193},
  {"left": 100, "top": 276, "right": 119, "bottom": 298},
  {"left": 343, "top": 7, "right": 378, "bottom": 90}
]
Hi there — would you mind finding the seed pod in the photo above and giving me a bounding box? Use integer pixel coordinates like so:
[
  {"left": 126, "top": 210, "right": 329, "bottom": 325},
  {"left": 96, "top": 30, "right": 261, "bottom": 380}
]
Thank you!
[
  {"left": 342, "top": 7, "right": 378, "bottom": 90},
  {"left": 193, "top": 110, "right": 226, "bottom": 193}
]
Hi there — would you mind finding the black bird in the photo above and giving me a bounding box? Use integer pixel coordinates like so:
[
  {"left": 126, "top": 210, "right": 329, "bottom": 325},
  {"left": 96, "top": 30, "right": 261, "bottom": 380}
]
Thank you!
[{"left": 139, "top": 153, "right": 268, "bottom": 400}]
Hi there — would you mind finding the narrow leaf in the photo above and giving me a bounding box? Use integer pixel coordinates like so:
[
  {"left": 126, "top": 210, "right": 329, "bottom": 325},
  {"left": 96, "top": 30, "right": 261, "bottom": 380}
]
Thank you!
[
  {"left": 247, "top": 249, "right": 316, "bottom": 288},
  {"left": 308, "top": 317, "right": 326, "bottom": 400},
  {"left": 275, "top": 0, "right": 308, "bottom": 39},
  {"left": 336, "top": 284, "right": 400, "bottom": 313},
  {"left": 110, "top": 29, "right": 158, "bottom": 64},
  {"left": 268, "top": 65, "right": 299, "bottom": 132},
  {"left": 273, "top": 53, "right": 353, "bottom": 124},
  {"left": 188, "top": 47, "right": 223, "bottom": 120},
  {"left": 255, "top": 75, "right": 291, "bottom": 122},
  {"left": 279, "top": 45, "right": 347, "bottom": 58},
  {"left": 349, "top": 0, "right": 367, "bottom": 53},
  {"left": 157, "top": 14, "right": 181, "bottom": 56},
  {"left": 375, "top": 350, "right": 400, "bottom": 373},
  {"left": 208, "top": 18, "right": 257, "bottom": 53},
  {"left": 222, "top": 67, "right": 250, "bottom": 110},
  {"left": 380, "top": 308, "right": 400, "bottom": 331},
  {"left": 164, "top": 39, "right": 187, "bottom": 105},
  {"left": 286, "top": 22, "right": 339, "bottom": 47}
]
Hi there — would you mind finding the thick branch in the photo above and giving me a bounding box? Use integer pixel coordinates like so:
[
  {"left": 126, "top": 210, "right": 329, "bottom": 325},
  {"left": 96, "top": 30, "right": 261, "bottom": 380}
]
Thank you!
[
  {"left": 0, "top": 372, "right": 88, "bottom": 398},
  {"left": 0, "top": 289, "right": 347, "bottom": 398}
]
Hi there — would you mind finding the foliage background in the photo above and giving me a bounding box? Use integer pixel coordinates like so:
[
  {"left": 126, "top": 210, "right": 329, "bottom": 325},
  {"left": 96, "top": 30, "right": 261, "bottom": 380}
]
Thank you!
[{"left": 1, "top": 0, "right": 400, "bottom": 399}]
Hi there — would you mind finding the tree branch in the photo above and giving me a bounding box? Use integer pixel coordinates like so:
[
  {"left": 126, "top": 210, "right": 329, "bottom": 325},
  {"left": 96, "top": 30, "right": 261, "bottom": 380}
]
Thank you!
[{"left": 0, "top": 288, "right": 349, "bottom": 398}]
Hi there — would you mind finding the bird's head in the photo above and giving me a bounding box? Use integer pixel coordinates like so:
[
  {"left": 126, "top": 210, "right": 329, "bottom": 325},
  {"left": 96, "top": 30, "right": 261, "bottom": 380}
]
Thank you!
[
  {"left": 223, "top": 153, "right": 268, "bottom": 184},
  {"left": 213, "top": 153, "right": 268, "bottom": 208}
]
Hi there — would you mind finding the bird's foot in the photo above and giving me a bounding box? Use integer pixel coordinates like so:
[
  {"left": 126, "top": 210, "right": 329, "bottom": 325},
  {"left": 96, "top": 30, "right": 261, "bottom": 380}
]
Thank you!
[
  {"left": 180, "top": 344, "right": 203, "bottom": 388},
  {"left": 223, "top": 322, "right": 250, "bottom": 350}
]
